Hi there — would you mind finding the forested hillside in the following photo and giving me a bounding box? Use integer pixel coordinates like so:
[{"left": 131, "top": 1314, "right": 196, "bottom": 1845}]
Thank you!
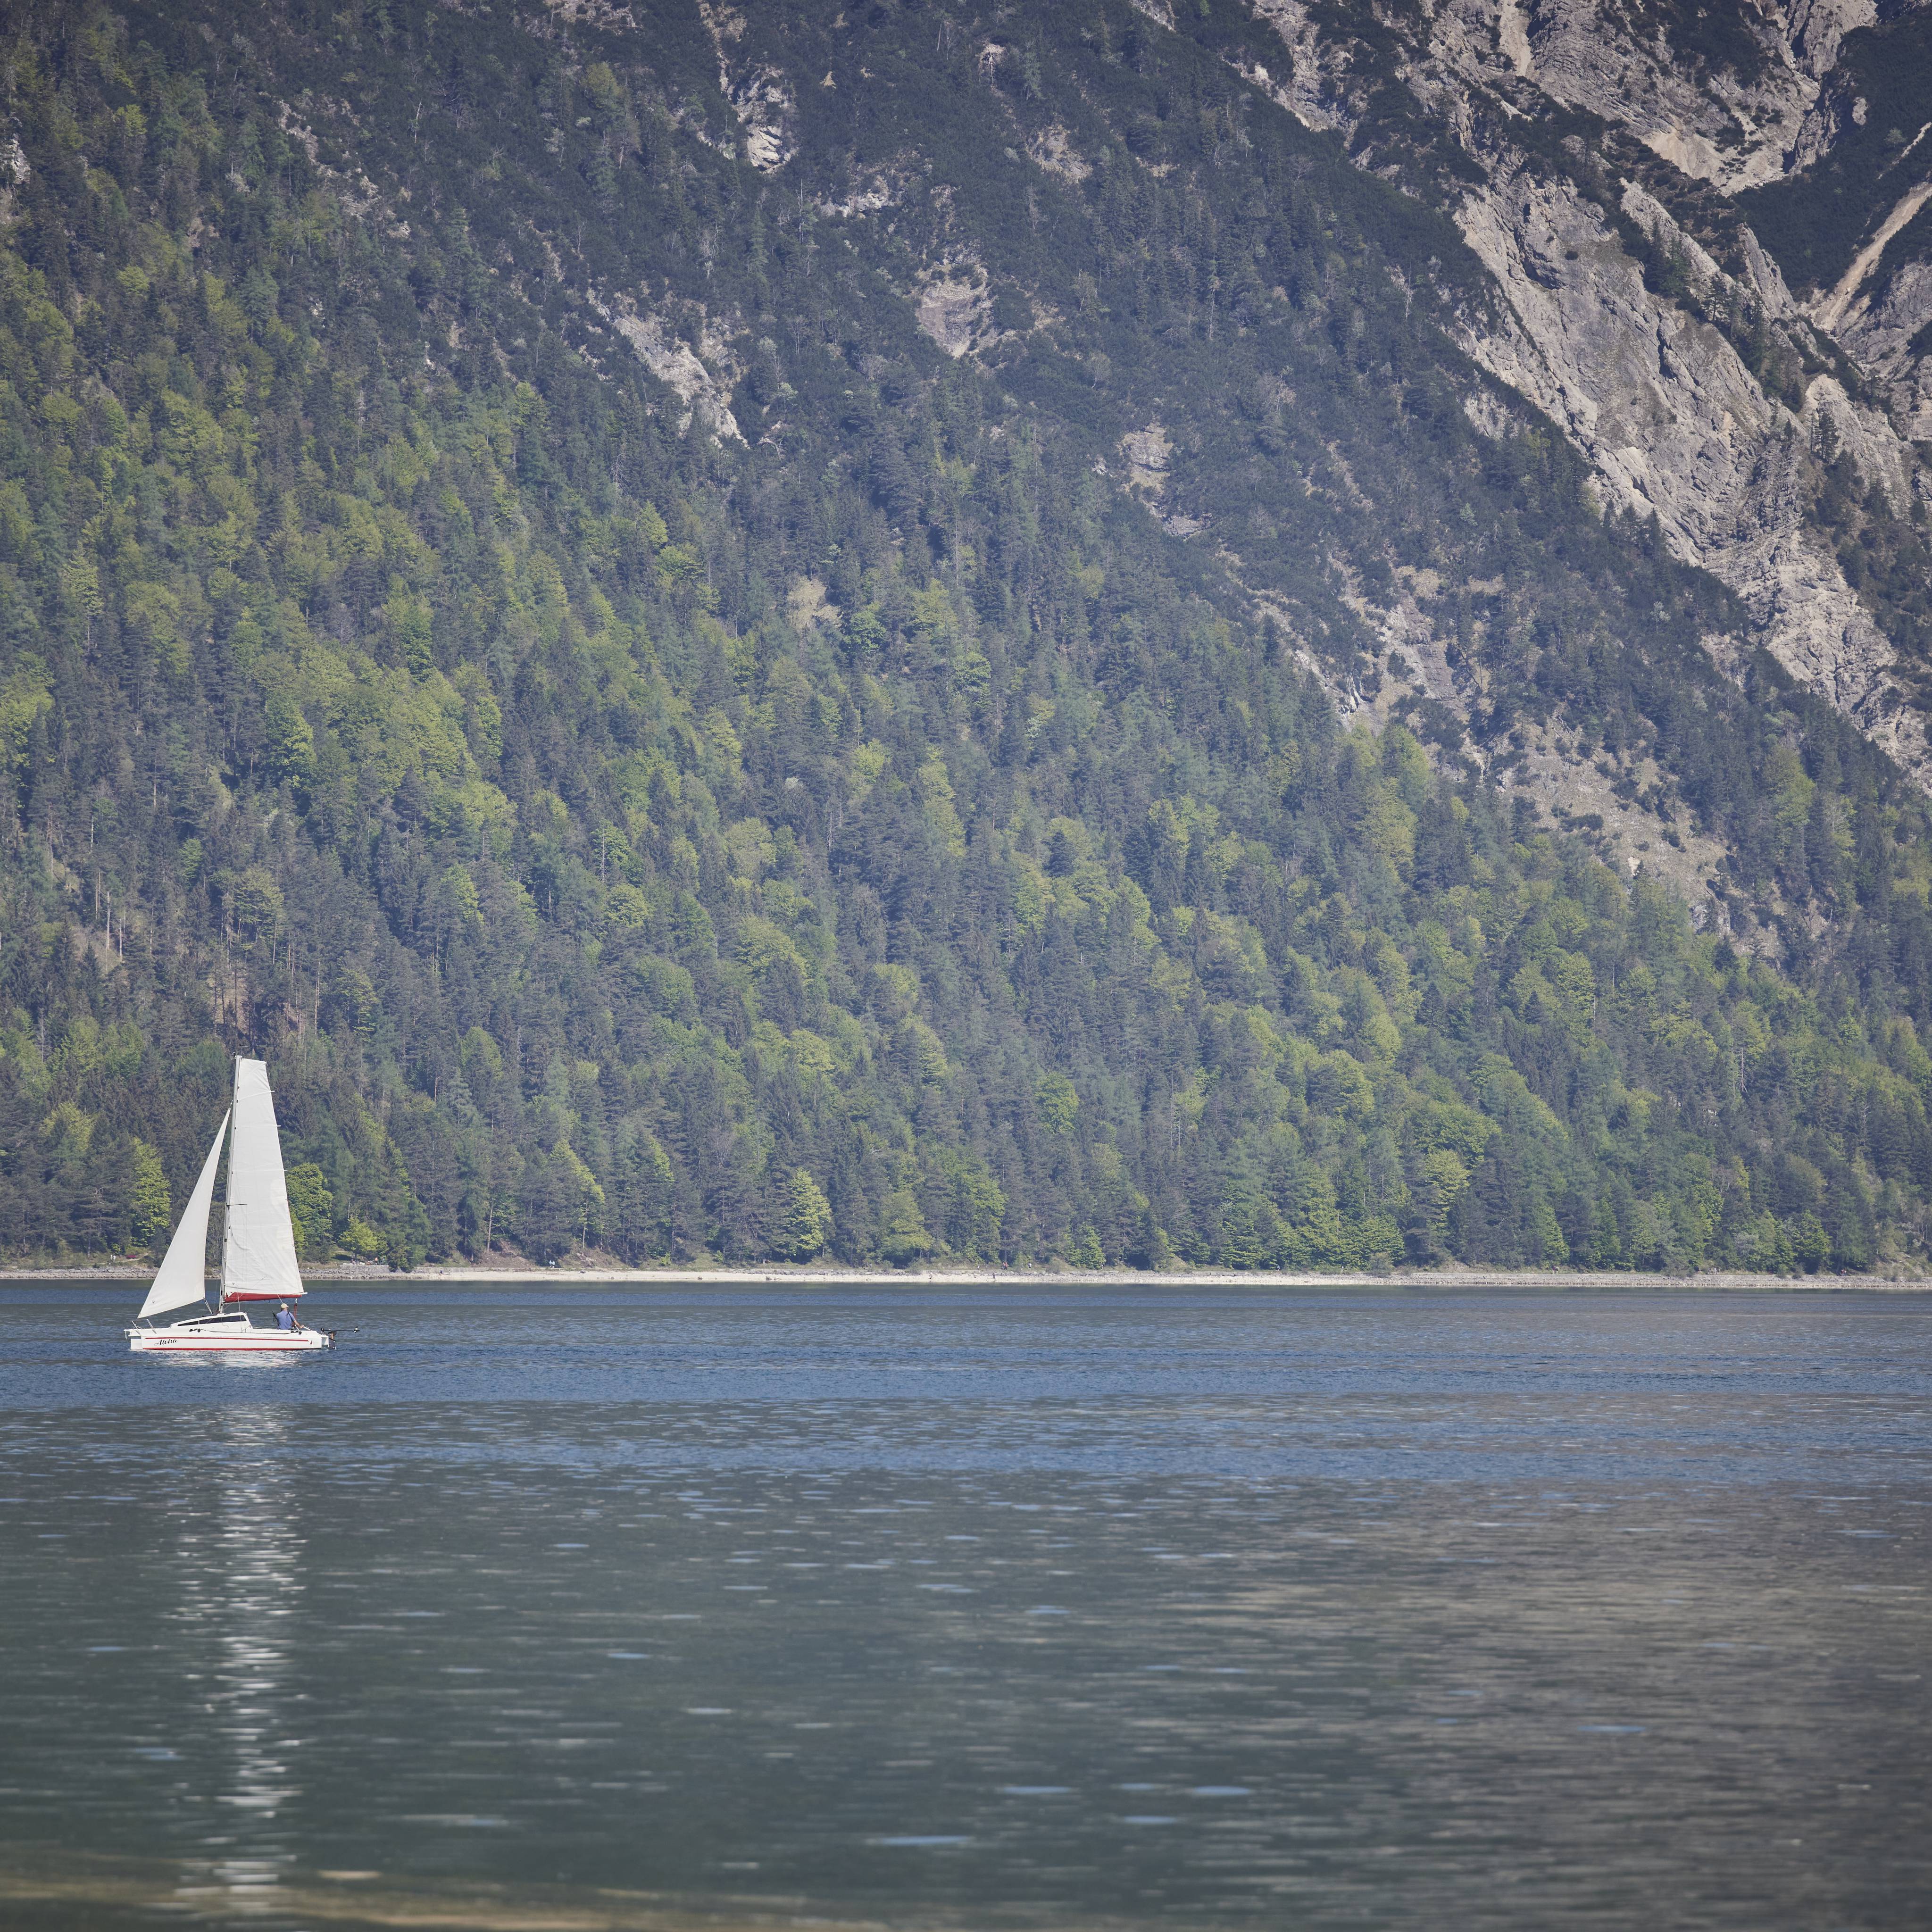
[{"left": 5, "top": 0, "right": 1932, "bottom": 1275}]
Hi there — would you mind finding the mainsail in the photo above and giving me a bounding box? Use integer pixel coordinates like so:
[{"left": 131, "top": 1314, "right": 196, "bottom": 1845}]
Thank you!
[
  {"left": 220, "top": 1058, "right": 306, "bottom": 1303},
  {"left": 136, "top": 1112, "right": 229, "bottom": 1320}
]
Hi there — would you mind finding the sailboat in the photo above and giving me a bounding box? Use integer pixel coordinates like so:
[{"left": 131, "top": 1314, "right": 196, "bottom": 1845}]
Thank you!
[{"left": 127, "top": 1058, "right": 333, "bottom": 1353}]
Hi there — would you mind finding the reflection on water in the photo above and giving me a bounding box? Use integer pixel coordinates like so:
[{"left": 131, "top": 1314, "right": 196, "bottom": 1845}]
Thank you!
[
  {"left": 2, "top": 1287, "right": 1931, "bottom": 1929},
  {"left": 199, "top": 1409, "right": 303, "bottom": 1907},
  {"left": 100, "top": 1400, "right": 310, "bottom": 1918}
]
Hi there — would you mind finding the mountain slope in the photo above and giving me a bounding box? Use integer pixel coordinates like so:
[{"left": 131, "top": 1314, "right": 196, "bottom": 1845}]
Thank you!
[
  {"left": 1206, "top": 0, "right": 1932, "bottom": 784},
  {"left": 3, "top": 0, "right": 1932, "bottom": 1277}
]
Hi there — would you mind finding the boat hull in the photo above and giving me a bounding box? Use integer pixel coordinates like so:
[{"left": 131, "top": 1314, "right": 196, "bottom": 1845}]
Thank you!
[{"left": 127, "top": 1325, "right": 332, "bottom": 1353}]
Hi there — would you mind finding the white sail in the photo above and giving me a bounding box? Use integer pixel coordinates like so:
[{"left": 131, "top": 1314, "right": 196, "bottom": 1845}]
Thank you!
[
  {"left": 136, "top": 1113, "right": 229, "bottom": 1320},
  {"left": 220, "top": 1058, "right": 306, "bottom": 1303}
]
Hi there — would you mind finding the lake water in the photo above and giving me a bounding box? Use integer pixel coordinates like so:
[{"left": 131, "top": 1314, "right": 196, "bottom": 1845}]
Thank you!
[{"left": 3, "top": 1284, "right": 1930, "bottom": 1930}]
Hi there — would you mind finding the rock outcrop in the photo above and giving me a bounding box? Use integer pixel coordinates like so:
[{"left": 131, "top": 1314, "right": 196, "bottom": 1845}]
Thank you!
[
  {"left": 589, "top": 292, "right": 745, "bottom": 444},
  {"left": 1235, "top": 0, "right": 1932, "bottom": 788},
  {"left": 1428, "top": 0, "right": 1890, "bottom": 192},
  {"left": 1839, "top": 257, "right": 1932, "bottom": 439},
  {"left": 698, "top": 0, "right": 796, "bottom": 174}
]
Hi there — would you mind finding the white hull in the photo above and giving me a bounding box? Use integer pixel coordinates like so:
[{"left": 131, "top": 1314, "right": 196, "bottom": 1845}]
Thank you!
[{"left": 128, "top": 1322, "right": 332, "bottom": 1353}]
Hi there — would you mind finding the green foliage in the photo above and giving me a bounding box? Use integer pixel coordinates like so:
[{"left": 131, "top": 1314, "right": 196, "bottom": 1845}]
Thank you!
[
  {"left": 879, "top": 1189, "right": 933, "bottom": 1268},
  {"left": 129, "top": 1138, "right": 170, "bottom": 1251},
  {"left": 286, "top": 1162, "right": 335, "bottom": 1264},
  {"left": 774, "top": 1168, "right": 833, "bottom": 1263},
  {"left": 1036, "top": 1073, "right": 1080, "bottom": 1138},
  {"left": 339, "top": 1217, "right": 380, "bottom": 1263},
  {"left": 0, "top": 658, "right": 51, "bottom": 776}
]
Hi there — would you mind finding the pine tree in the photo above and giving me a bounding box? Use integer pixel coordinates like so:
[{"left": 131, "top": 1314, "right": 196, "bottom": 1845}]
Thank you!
[{"left": 610, "top": 1128, "right": 675, "bottom": 1265}]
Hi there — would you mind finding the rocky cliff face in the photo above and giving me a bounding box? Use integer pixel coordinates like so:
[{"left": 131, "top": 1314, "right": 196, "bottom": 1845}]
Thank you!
[
  {"left": 1454, "top": 163, "right": 1927, "bottom": 775},
  {"left": 1233, "top": 0, "right": 1932, "bottom": 789},
  {"left": 1432, "top": 0, "right": 1883, "bottom": 192},
  {"left": 1829, "top": 192, "right": 1932, "bottom": 439}
]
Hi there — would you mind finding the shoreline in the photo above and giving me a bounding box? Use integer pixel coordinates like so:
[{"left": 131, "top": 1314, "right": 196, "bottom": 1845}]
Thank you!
[{"left": 5, "top": 1263, "right": 1932, "bottom": 1292}]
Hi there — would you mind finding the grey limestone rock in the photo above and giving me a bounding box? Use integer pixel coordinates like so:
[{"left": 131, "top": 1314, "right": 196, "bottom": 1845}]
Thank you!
[{"left": 1237, "top": 0, "right": 1932, "bottom": 786}]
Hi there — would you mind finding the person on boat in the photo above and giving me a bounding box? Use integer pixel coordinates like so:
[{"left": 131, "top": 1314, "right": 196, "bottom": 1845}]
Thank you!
[{"left": 275, "top": 1302, "right": 297, "bottom": 1332}]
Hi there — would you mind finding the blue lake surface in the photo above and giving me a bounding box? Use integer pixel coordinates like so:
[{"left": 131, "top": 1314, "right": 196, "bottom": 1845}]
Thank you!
[{"left": 2, "top": 1283, "right": 1929, "bottom": 1929}]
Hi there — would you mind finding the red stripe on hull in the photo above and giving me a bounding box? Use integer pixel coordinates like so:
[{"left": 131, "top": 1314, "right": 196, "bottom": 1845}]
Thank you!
[{"left": 129, "top": 1333, "right": 329, "bottom": 1351}]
